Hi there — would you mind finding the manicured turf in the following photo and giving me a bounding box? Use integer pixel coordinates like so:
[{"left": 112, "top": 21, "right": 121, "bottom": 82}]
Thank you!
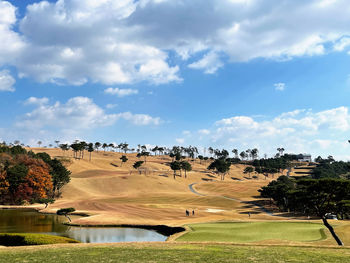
[
  {"left": 0, "top": 243, "right": 349, "bottom": 263},
  {"left": 176, "top": 222, "right": 327, "bottom": 243}
]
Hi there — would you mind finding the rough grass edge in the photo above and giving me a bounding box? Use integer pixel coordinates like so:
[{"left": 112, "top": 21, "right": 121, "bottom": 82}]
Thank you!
[{"left": 0, "top": 233, "right": 80, "bottom": 246}]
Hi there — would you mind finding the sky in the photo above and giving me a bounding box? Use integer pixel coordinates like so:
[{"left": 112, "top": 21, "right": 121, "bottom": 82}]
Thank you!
[{"left": 1, "top": 0, "right": 350, "bottom": 160}]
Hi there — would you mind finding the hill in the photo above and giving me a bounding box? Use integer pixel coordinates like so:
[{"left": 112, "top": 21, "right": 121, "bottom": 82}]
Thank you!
[{"left": 26, "top": 147, "right": 280, "bottom": 226}]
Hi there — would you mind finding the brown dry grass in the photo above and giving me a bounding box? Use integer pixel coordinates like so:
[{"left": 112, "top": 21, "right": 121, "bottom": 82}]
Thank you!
[
  {"left": 11, "top": 148, "right": 280, "bottom": 226},
  {"left": 11, "top": 147, "right": 347, "bottom": 244}
]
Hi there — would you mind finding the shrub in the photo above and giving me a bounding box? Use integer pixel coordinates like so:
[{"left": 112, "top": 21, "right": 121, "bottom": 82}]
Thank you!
[{"left": 57, "top": 207, "right": 75, "bottom": 215}]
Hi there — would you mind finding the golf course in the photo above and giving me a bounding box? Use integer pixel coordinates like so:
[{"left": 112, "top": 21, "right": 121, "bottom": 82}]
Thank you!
[{"left": 1, "top": 147, "right": 350, "bottom": 262}]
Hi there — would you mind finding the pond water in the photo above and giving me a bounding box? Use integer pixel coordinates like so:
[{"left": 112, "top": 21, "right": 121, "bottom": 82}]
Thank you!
[{"left": 0, "top": 209, "right": 167, "bottom": 243}]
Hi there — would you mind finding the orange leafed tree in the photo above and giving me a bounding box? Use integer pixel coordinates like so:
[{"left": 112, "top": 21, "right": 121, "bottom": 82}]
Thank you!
[
  {"left": 0, "top": 170, "right": 9, "bottom": 195},
  {"left": 26, "top": 162, "right": 53, "bottom": 199},
  {"left": 15, "top": 156, "right": 53, "bottom": 201}
]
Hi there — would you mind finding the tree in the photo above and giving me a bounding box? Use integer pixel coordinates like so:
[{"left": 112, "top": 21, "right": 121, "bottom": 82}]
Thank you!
[
  {"left": 7, "top": 164, "right": 28, "bottom": 202},
  {"left": 37, "top": 141, "right": 42, "bottom": 148},
  {"left": 170, "top": 161, "right": 181, "bottom": 179},
  {"left": 208, "top": 147, "right": 214, "bottom": 157},
  {"left": 120, "top": 155, "right": 128, "bottom": 166},
  {"left": 290, "top": 179, "right": 350, "bottom": 246},
  {"left": 180, "top": 161, "right": 192, "bottom": 178},
  {"left": 28, "top": 160, "right": 53, "bottom": 200},
  {"left": 108, "top": 143, "right": 115, "bottom": 151},
  {"left": 38, "top": 197, "right": 55, "bottom": 208},
  {"left": 198, "top": 155, "right": 204, "bottom": 164},
  {"left": 70, "top": 143, "right": 80, "bottom": 159},
  {"left": 59, "top": 144, "right": 69, "bottom": 156},
  {"left": 240, "top": 151, "right": 247, "bottom": 160},
  {"left": 94, "top": 142, "right": 101, "bottom": 152},
  {"left": 0, "top": 170, "right": 9, "bottom": 202},
  {"left": 87, "top": 143, "right": 94, "bottom": 161},
  {"left": 133, "top": 161, "right": 144, "bottom": 174},
  {"left": 207, "top": 159, "right": 231, "bottom": 180},
  {"left": 277, "top": 147, "right": 285, "bottom": 156},
  {"left": 49, "top": 158, "right": 71, "bottom": 196},
  {"left": 57, "top": 207, "right": 75, "bottom": 222},
  {"left": 251, "top": 148, "right": 259, "bottom": 160},
  {"left": 102, "top": 143, "right": 108, "bottom": 152},
  {"left": 151, "top": 146, "right": 159, "bottom": 156},
  {"left": 232, "top": 149, "right": 238, "bottom": 159},
  {"left": 137, "top": 151, "right": 150, "bottom": 163},
  {"left": 55, "top": 140, "right": 60, "bottom": 147},
  {"left": 244, "top": 166, "right": 254, "bottom": 178},
  {"left": 260, "top": 178, "right": 350, "bottom": 246},
  {"left": 79, "top": 141, "right": 87, "bottom": 159},
  {"left": 121, "top": 143, "right": 129, "bottom": 153}
]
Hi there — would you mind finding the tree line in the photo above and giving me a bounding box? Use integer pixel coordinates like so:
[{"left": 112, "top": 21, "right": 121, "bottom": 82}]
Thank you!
[{"left": 0, "top": 145, "right": 71, "bottom": 205}]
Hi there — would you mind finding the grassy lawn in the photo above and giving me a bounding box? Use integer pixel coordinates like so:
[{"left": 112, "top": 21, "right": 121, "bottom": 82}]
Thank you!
[
  {"left": 177, "top": 222, "right": 327, "bottom": 243},
  {"left": 0, "top": 243, "right": 349, "bottom": 263}
]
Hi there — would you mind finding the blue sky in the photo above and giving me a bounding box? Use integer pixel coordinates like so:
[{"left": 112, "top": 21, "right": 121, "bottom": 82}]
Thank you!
[{"left": 1, "top": 0, "right": 350, "bottom": 160}]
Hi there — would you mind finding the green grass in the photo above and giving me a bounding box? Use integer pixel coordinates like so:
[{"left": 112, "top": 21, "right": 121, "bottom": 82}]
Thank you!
[
  {"left": 0, "top": 233, "right": 79, "bottom": 246},
  {"left": 176, "top": 222, "right": 327, "bottom": 243},
  {"left": 0, "top": 243, "right": 349, "bottom": 263}
]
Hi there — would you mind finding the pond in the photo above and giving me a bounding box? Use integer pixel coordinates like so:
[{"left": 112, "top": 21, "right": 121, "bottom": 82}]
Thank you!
[{"left": 0, "top": 209, "right": 168, "bottom": 243}]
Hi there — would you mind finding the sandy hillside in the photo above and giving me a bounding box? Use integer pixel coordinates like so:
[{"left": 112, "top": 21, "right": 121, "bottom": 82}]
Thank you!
[{"left": 27, "top": 148, "right": 288, "bottom": 226}]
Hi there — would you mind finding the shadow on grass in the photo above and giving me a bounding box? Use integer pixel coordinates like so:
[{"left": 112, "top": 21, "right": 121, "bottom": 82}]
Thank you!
[
  {"left": 231, "top": 177, "right": 242, "bottom": 181},
  {"left": 202, "top": 178, "right": 214, "bottom": 182}
]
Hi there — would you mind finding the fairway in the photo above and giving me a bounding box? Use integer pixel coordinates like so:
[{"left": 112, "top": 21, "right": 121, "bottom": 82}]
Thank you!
[
  {"left": 1, "top": 243, "right": 349, "bottom": 263},
  {"left": 177, "top": 222, "right": 327, "bottom": 243}
]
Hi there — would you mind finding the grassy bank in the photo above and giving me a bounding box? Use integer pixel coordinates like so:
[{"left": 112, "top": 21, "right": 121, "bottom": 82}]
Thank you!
[
  {"left": 176, "top": 222, "right": 327, "bottom": 243},
  {"left": 0, "top": 233, "right": 79, "bottom": 246},
  {"left": 0, "top": 243, "right": 349, "bottom": 263}
]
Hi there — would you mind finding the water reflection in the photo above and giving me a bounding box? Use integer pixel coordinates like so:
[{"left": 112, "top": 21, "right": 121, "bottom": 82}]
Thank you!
[
  {"left": 0, "top": 209, "right": 167, "bottom": 243},
  {"left": 64, "top": 227, "right": 167, "bottom": 243}
]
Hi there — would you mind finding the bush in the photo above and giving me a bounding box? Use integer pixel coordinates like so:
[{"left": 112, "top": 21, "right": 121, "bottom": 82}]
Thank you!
[
  {"left": 0, "top": 233, "right": 79, "bottom": 246},
  {"left": 57, "top": 207, "right": 75, "bottom": 215}
]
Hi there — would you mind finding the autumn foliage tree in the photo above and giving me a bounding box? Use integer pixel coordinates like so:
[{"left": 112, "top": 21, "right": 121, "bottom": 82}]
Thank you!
[
  {"left": 0, "top": 170, "right": 9, "bottom": 198},
  {"left": 0, "top": 145, "right": 71, "bottom": 204}
]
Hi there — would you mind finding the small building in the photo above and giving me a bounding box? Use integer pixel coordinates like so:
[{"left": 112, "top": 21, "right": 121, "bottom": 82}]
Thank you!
[{"left": 297, "top": 154, "right": 312, "bottom": 162}]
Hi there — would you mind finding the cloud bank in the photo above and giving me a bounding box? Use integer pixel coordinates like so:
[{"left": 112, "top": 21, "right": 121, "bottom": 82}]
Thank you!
[{"left": 1, "top": 0, "right": 350, "bottom": 85}]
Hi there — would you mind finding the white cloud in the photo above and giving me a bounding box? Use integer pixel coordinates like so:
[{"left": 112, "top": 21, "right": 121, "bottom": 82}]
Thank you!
[
  {"left": 333, "top": 37, "right": 350, "bottom": 51},
  {"left": 106, "top": 103, "right": 118, "bottom": 109},
  {"left": 17, "top": 97, "right": 118, "bottom": 130},
  {"left": 182, "top": 130, "right": 191, "bottom": 136},
  {"left": 0, "top": 2, "right": 24, "bottom": 66},
  {"left": 14, "top": 0, "right": 180, "bottom": 85},
  {"left": 176, "top": 138, "right": 185, "bottom": 144},
  {"left": 2, "top": 0, "right": 350, "bottom": 83},
  {"left": 104, "top": 87, "right": 138, "bottom": 97},
  {"left": 192, "top": 106, "right": 350, "bottom": 160},
  {"left": 274, "top": 83, "right": 285, "bottom": 91},
  {"left": 116, "top": 112, "right": 161, "bottom": 126},
  {"left": 279, "top": 109, "right": 307, "bottom": 118},
  {"left": 17, "top": 97, "right": 162, "bottom": 133},
  {"left": 24, "top": 97, "right": 49, "bottom": 105},
  {"left": 188, "top": 51, "right": 223, "bottom": 74},
  {"left": 198, "top": 129, "right": 210, "bottom": 135},
  {"left": 0, "top": 70, "right": 15, "bottom": 92}
]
